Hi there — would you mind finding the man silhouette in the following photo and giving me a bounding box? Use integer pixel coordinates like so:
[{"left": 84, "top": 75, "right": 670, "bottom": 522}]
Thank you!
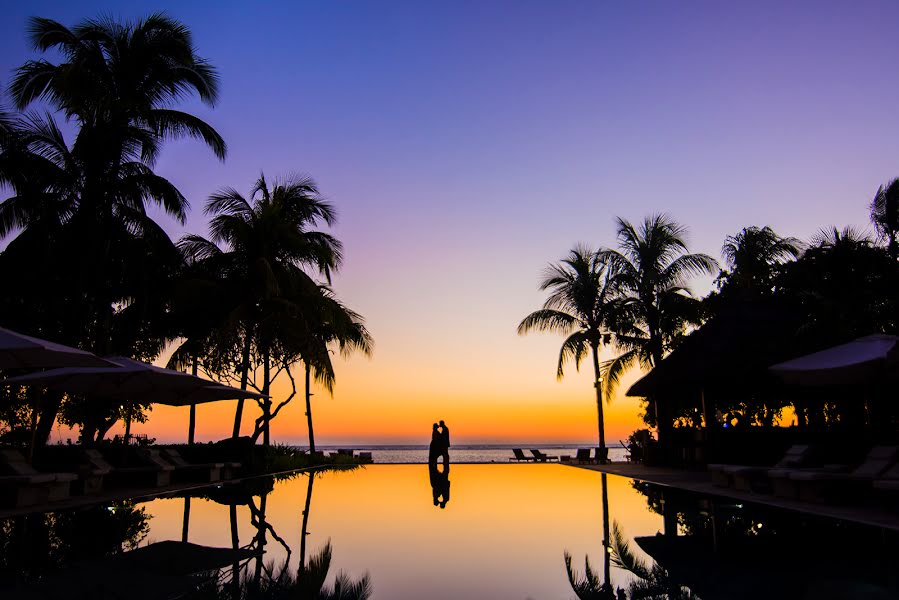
[{"left": 438, "top": 420, "right": 450, "bottom": 465}]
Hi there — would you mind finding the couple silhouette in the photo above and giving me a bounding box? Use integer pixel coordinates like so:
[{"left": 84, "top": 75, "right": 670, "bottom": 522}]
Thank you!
[
  {"left": 428, "top": 420, "right": 450, "bottom": 508},
  {"left": 428, "top": 420, "right": 450, "bottom": 466}
]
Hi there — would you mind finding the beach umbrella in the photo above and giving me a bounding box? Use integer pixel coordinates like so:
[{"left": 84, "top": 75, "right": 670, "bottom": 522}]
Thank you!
[
  {"left": 768, "top": 334, "right": 899, "bottom": 386},
  {"left": 2, "top": 356, "right": 267, "bottom": 442},
  {"left": 0, "top": 325, "right": 113, "bottom": 370},
  {"left": 0, "top": 326, "right": 116, "bottom": 460}
]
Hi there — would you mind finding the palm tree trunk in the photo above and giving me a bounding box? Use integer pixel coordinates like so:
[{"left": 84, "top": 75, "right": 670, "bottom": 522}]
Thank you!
[
  {"left": 232, "top": 332, "right": 252, "bottom": 439},
  {"left": 590, "top": 342, "right": 606, "bottom": 453},
  {"left": 262, "top": 348, "right": 271, "bottom": 447},
  {"left": 304, "top": 362, "right": 316, "bottom": 455}
]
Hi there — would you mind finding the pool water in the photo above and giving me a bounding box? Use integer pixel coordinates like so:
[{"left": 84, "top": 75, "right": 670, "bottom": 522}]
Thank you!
[{"left": 2, "top": 464, "right": 898, "bottom": 599}]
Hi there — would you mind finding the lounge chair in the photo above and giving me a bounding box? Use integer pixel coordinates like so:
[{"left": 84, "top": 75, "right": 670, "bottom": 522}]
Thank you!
[
  {"left": 872, "top": 462, "right": 899, "bottom": 503},
  {"left": 0, "top": 474, "right": 51, "bottom": 508},
  {"left": 0, "top": 449, "right": 76, "bottom": 503},
  {"left": 594, "top": 447, "right": 609, "bottom": 465},
  {"left": 160, "top": 448, "right": 224, "bottom": 483},
  {"left": 358, "top": 452, "right": 373, "bottom": 463},
  {"left": 575, "top": 448, "right": 594, "bottom": 464},
  {"left": 85, "top": 449, "right": 172, "bottom": 488},
  {"left": 530, "top": 449, "right": 559, "bottom": 462},
  {"left": 75, "top": 455, "right": 112, "bottom": 495},
  {"left": 707, "top": 444, "right": 815, "bottom": 491},
  {"left": 509, "top": 448, "right": 534, "bottom": 462},
  {"left": 786, "top": 446, "right": 898, "bottom": 504}
]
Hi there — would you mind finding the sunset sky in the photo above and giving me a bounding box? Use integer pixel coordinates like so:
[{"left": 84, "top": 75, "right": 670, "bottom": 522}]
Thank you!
[{"left": 2, "top": 1, "right": 897, "bottom": 445}]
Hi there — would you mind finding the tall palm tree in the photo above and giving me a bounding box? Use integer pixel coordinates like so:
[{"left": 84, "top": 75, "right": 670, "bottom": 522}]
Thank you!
[
  {"left": 600, "top": 214, "right": 718, "bottom": 394},
  {"left": 178, "top": 174, "right": 343, "bottom": 441},
  {"left": 871, "top": 178, "right": 899, "bottom": 260},
  {"left": 6, "top": 13, "right": 225, "bottom": 349},
  {"left": 0, "top": 14, "right": 225, "bottom": 444},
  {"left": 279, "top": 286, "right": 373, "bottom": 455},
  {"left": 518, "top": 245, "right": 620, "bottom": 452},
  {"left": 720, "top": 226, "right": 802, "bottom": 294}
]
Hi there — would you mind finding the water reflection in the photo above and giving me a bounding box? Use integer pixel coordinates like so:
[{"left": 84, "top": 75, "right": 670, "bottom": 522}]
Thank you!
[
  {"left": 181, "top": 470, "right": 371, "bottom": 599},
  {"left": 620, "top": 480, "right": 899, "bottom": 600},
  {"left": 429, "top": 462, "right": 451, "bottom": 508},
  {"left": 0, "top": 500, "right": 150, "bottom": 583},
  {"left": 2, "top": 466, "right": 896, "bottom": 599}
]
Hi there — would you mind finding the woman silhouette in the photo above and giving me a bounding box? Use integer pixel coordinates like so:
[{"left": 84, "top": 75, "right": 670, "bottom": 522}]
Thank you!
[{"left": 428, "top": 423, "right": 440, "bottom": 465}]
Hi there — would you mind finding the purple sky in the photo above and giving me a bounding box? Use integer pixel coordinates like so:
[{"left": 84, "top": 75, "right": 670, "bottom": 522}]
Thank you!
[{"left": 2, "top": 2, "right": 898, "bottom": 443}]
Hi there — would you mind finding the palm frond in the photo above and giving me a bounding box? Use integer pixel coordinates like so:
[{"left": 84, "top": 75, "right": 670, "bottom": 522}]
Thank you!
[{"left": 517, "top": 309, "right": 580, "bottom": 336}]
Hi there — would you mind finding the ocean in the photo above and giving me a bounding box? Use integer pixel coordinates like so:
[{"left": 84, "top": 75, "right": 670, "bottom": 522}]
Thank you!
[{"left": 309, "top": 444, "right": 628, "bottom": 464}]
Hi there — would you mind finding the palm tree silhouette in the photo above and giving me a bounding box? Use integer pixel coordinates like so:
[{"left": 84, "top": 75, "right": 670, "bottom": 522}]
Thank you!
[
  {"left": 178, "top": 174, "right": 343, "bottom": 442},
  {"left": 600, "top": 214, "right": 718, "bottom": 392},
  {"left": 720, "top": 226, "right": 802, "bottom": 295},
  {"left": 277, "top": 287, "right": 372, "bottom": 455},
  {"left": 871, "top": 178, "right": 899, "bottom": 260},
  {"left": 0, "top": 14, "right": 223, "bottom": 443},
  {"left": 518, "top": 245, "right": 620, "bottom": 452}
]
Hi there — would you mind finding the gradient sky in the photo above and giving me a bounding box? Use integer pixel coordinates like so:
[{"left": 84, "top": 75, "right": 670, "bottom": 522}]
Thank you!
[{"left": 2, "top": 1, "right": 898, "bottom": 445}]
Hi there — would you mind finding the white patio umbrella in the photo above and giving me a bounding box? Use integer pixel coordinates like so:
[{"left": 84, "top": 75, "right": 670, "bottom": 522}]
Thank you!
[
  {"left": 768, "top": 334, "right": 899, "bottom": 385},
  {"left": 0, "top": 325, "right": 113, "bottom": 370},
  {"left": 2, "top": 356, "right": 267, "bottom": 443}
]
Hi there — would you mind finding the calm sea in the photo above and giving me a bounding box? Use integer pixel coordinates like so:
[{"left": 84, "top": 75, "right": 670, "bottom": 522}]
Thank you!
[{"left": 307, "top": 444, "right": 628, "bottom": 463}]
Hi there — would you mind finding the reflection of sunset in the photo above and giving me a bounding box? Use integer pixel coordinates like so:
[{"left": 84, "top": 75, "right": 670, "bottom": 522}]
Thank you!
[{"left": 140, "top": 465, "right": 663, "bottom": 599}]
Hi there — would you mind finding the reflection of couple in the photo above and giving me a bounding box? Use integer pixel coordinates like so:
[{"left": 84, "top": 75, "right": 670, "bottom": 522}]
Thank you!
[
  {"left": 428, "top": 420, "right": 451, "bottom": 508},
  {"left": 429, "top": 461, "right": 450, "bottom": 508},
  {"left": 428, "top": 420, "right": 450, "bottom": 466}
]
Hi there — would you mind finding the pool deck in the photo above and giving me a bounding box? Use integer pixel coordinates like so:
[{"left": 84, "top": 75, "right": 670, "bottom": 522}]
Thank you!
[{"left": 571, "top": 461, "right": 899, "bottom": 532}]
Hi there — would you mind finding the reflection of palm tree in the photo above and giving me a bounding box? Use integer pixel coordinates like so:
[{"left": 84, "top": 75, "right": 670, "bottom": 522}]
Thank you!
[
  {"left": 564, "top": 473, "right": 619, "bottom": 600},
  {"left": 225, "top": 469, "right": 371, "bottom": 600},
  {"left": 609, "top": 522, "right": 698, "bottom": 600},
  {"left": 518, "top": 245, "right": 620, "bottom": 452}
]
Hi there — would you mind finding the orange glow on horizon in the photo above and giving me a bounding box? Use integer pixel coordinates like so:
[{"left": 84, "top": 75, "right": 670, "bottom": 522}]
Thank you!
[{"left": 120, "top": 343, "right": 651, "bottom": 446}]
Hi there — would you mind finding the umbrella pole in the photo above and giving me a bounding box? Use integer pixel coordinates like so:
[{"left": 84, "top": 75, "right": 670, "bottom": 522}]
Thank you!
[
  {"left": 188, "top": 405, "right": 196, "bottom": 445},
  {"left": 188, "top": 357, "right": 198, "bottom": 445}
]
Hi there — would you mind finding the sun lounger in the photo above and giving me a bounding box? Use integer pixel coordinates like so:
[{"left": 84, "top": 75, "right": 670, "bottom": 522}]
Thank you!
[
  {"left": 159, "top": 449, "right": 223, "bottom": 483},
  {"left": 509, "top": 448, "right": 534, "bottom": 462},
  {"left": 786, "top": 446, "right": 898, "bottom": 504},
  {"left": 85, "top": 449, "right": 172, "bottom": 488},
  {"left": 594, "top": 447, "right": 609, "bottom": 465},
  {"left": 575, "top": 448, "right": 594, "bottom": 464},
  {"left": 0, "top": 449, "right": 76, "bottom": 503},
  {"left": 707, "top": 444, "right": 815, "bottom": 491},
  {"left": 0, "top": 474, "right": 51, "bottom": 508},
  {"left": 75, "top": 456, "right": 111, "bottom": 495},
  {"left": 872, "top": 462, "right": 899, "bottom": 504},
  {"left": 530, "top": 449, "right": 559, "bottom": 462},
  {"left": 358, "top": 452, "right": 373, "bottom": 463}
]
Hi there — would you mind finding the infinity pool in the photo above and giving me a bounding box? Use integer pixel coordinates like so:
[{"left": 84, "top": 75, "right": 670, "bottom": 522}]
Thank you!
[{"left": 2, "top": 464, "right": 897, "bottom": 599}]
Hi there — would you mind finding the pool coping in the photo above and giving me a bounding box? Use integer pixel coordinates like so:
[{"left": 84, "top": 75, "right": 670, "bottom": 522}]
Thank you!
[{"left": 570, "top": 462, "right": 899, "bottom": 532}]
